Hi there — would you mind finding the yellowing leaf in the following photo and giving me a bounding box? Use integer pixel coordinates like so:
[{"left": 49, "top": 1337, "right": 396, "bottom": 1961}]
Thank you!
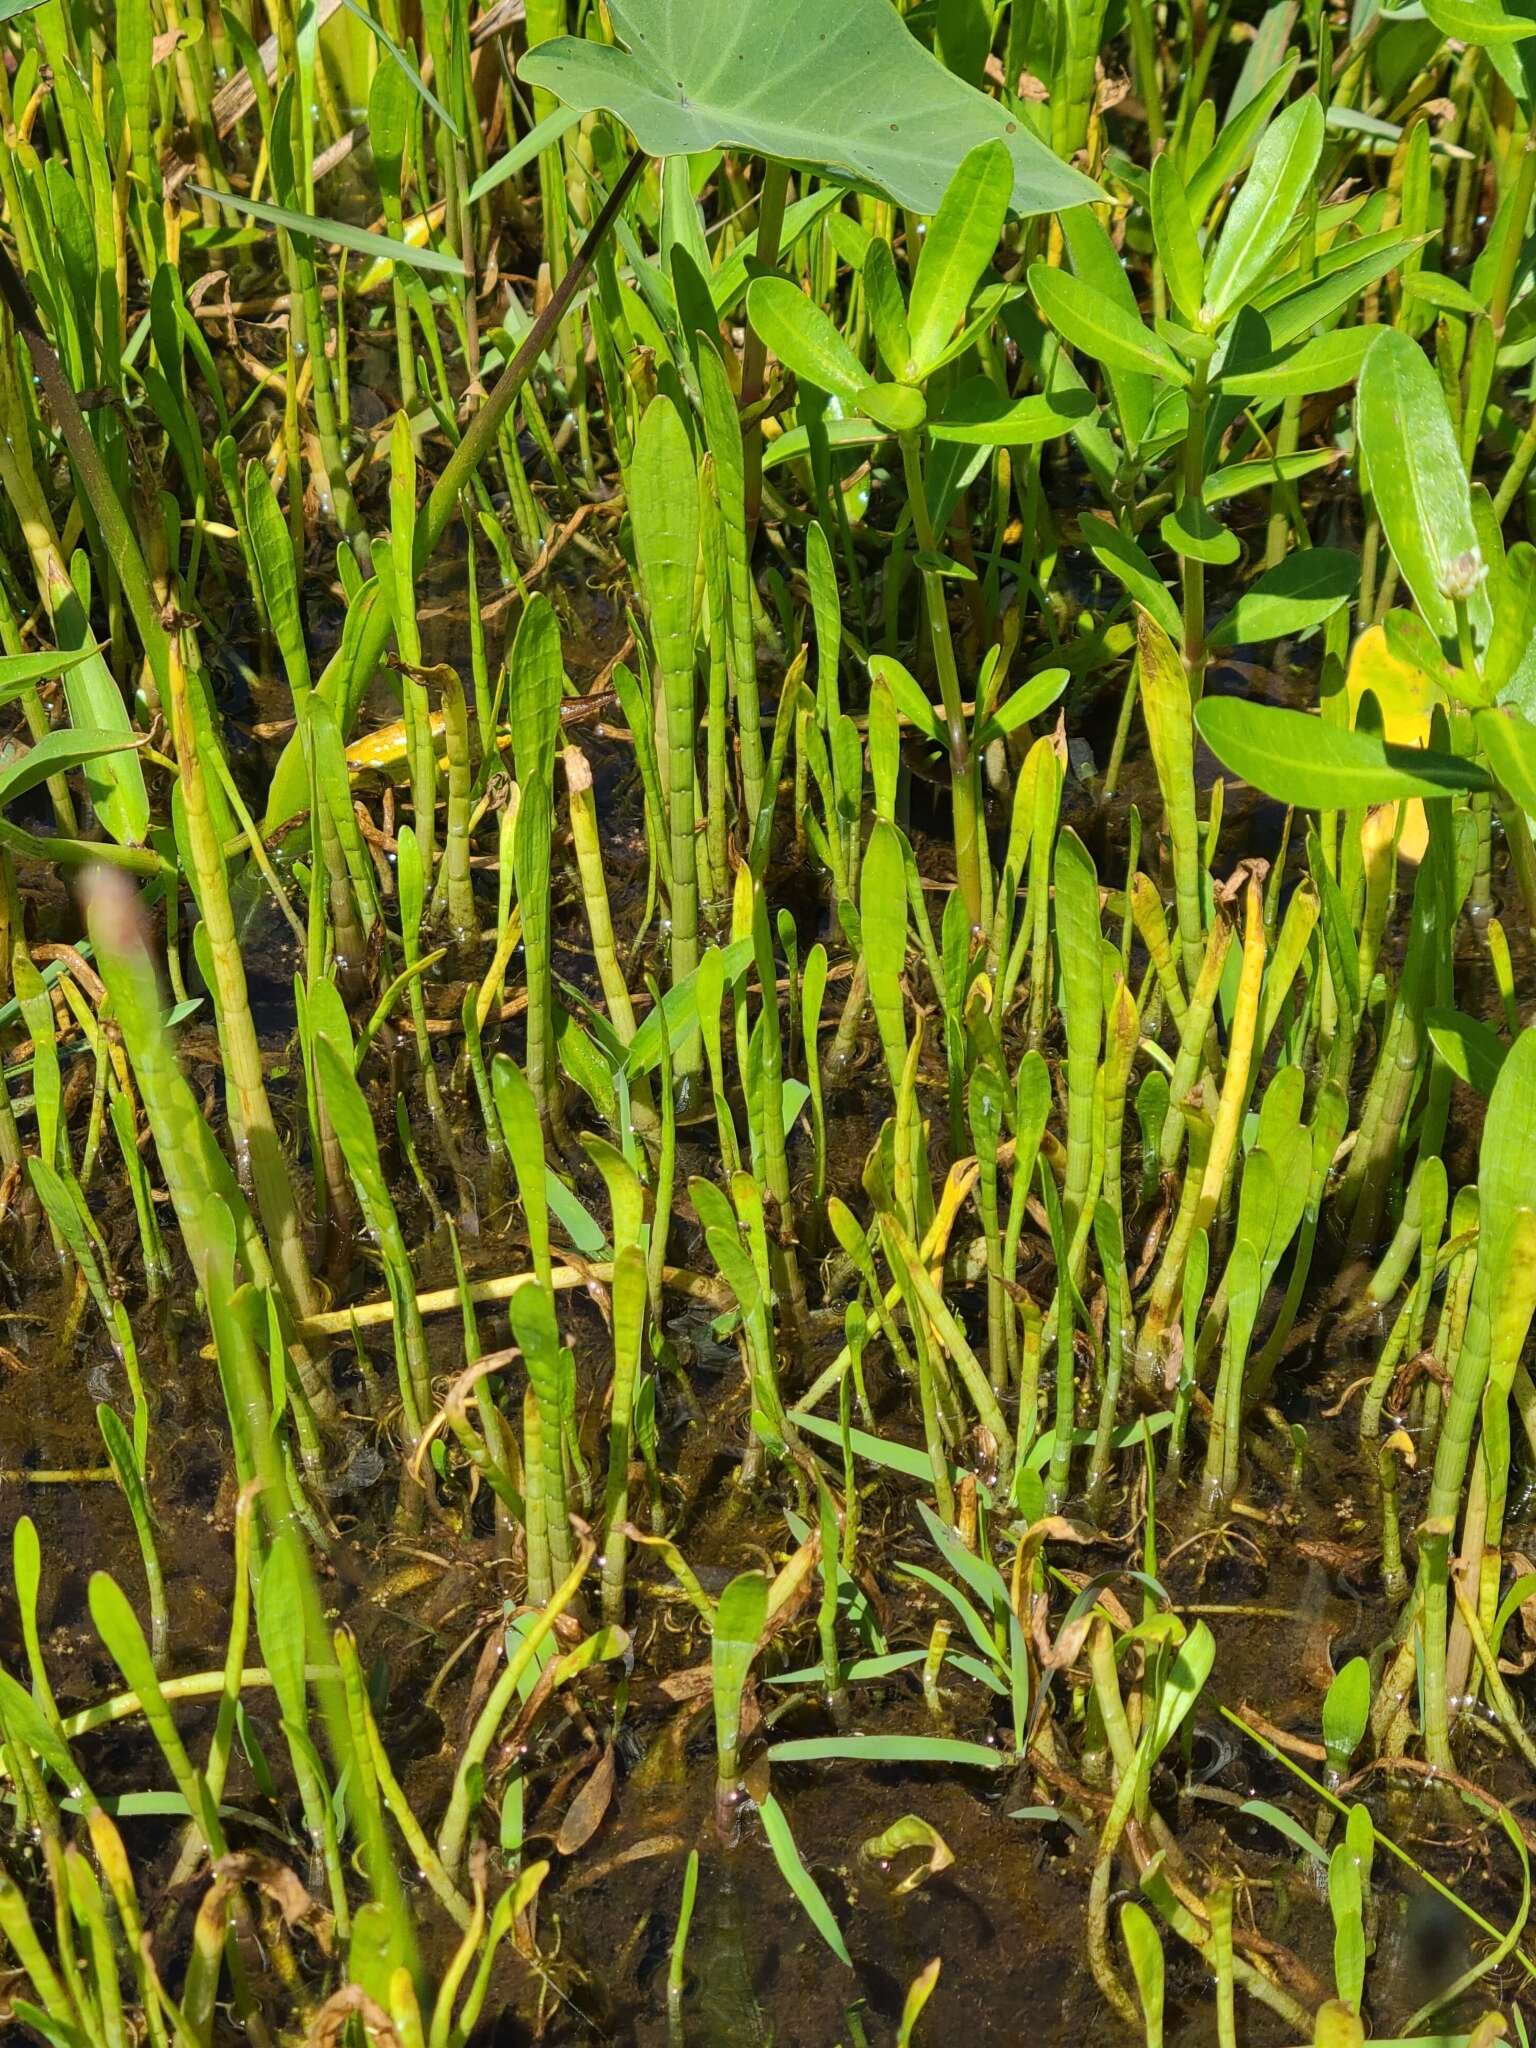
[{"left": 1344, "top": 624, "right": 1446, "bottom": 861}]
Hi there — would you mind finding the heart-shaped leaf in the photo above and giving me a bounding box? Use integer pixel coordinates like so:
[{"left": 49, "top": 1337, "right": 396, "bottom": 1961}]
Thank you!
[{"left": 520, "top": 0, "right": 1101, "bottom": 218}]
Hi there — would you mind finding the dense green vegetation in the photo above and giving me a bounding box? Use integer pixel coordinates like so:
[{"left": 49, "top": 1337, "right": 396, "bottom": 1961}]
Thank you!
[{"left": 4, "top": 0, "right": 1536, "bottom": 2040}]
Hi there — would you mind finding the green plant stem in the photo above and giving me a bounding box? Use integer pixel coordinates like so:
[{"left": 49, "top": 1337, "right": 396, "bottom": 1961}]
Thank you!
[
  {"left": 419, "top": 152, "right": 646, "bottom": 572},
  {"left": 899, "top": 432, "right": 982, "bottom": 927},
  {"left": 741, "top": 160, "right": 791, "bottom": 535},
  {"left": 1180, "top": 359, "right": 1210, "bottom": 701},
  {"left": 164, "top": 634, "right": 323, "bottom": 1339}
]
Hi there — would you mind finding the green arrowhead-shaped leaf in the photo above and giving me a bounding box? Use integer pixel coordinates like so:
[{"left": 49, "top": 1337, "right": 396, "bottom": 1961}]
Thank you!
[{"left": 519, "top": 0, "right": 1101, "bottom": 218}]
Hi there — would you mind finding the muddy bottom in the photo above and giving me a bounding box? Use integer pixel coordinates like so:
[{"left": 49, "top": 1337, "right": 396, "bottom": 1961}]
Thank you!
[{"left": 2, "top": 539, "right": 1532, "bottom": 2044}]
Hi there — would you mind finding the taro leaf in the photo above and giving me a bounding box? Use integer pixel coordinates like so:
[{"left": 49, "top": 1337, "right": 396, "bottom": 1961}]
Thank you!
[
  {"left": 1427, "top": 1008, "right": 1508, "bottom": 1098},
  {"left": 1203, "top": 94, "right": 1325, "bottom": 320},
  {"left": 1208, "top": 547, "right": 1358, "bottom": 649},
  {"left": 1357, "top": 327, "right": 1492, "bottom": 648},
  {"left": 1195, "top": 697, "right": 1489, "bottom": 809},
  {"left": 188, "top": 184, "right": 467, "bottom": 276},
  {"left": 519, "top": 0, "right": 1101, "bottom": 219}
]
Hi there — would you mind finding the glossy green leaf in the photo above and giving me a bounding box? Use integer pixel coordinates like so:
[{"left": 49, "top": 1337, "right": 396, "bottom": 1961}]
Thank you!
[
  {"left": 1029, "top": 261, "right": 1189, "bottom": 386},
  {"left": 520, "top": 0, "right": 1100, "bottom": 218},
  {"left": 1120, "top": 1901, "right": 1166, "bottom": 2044},
  {"left": 1238, "top": 1798, "right": 1329, "bottom": 1865},
  {"left": 0, "top": 643, "right": 104, "bottom": 703},
  {"left": 712, "top": 1569, "right": 768, "bottom": 1779},
  {"left": 771, "top": 1734, "right": 1006, "bottom": 1769},
  {"left": 188, "top": 183, "right": 466, "bottom": 274},
  {"left": 1476, "top": 705, "right": 1536, "bottom": 812},
  {"left": 1426, "top": 1007, "right": 1508, "bottom": 1096},
  {"left": 1216, "top": 325, "right": 1378, "bottom": 402},
  {"left": 977, "top": 667, "right": 1069, "bottom": 747},
  {"left": 747, "top": 277, "right": 868, "bottom": 404},
  {"left": 1357, "top": 327, "right": 1491, "bottom": 647},
  {"left": 1321, "top": 1656, "right": 1371, "bottom": 1776},
  {"left": 863, "top": 237, "right": 914, "bottom": 381},
  {"left": 1150, "top": 153, "right": 1205, "bottom": 328},
  {"left": 1086, "top": 519, "right": 1182, "bottom": 641},
  {"left": 908, "top": 139, "right": 1012, "bottom": 373},
  {"left": 1424, "top": 0, "right": 1536, "bottom": 41},
  {"left": 931, "top": 375, "right": 1092, "bottom": 447},
  {"left": 1209, "top": 548, "right": 1358, "bottom": 648},
  {"left": 861, "top": 818, "right": 910, "bottom": 1085},
  {"left": 1195, "top": 696, "right": 1489, "bottom": 809},
  {"left": 757, "top": 1792, "right": 852, "bottom": 1966},
  {"left": 1203, "top": 95, "right": 1325, "bottom": 319},
  {"left": 0, "top": 730, "right": 139, "bottom": 812}
]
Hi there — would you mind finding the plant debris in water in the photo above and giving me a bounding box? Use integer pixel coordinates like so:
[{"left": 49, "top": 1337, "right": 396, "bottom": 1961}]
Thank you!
[{"left": 4, "top": 1, "right": 1536, "bottom": 2044}]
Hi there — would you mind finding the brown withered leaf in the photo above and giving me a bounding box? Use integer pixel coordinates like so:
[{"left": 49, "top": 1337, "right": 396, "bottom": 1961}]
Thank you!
[{"left": 555, "top": 1745, "right": 616, "bottom": 1857}]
